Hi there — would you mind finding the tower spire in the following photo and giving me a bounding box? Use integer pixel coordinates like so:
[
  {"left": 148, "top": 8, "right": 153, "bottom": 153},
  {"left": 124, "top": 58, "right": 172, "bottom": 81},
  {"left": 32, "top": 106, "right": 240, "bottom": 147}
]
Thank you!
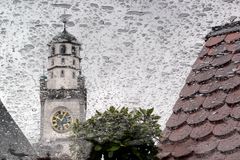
[
  {"left": 62, "top": 10, "right": 67, "bottom": 32},
  {"left": 62, "top": 18, "right": 67, "bottom": 32}
]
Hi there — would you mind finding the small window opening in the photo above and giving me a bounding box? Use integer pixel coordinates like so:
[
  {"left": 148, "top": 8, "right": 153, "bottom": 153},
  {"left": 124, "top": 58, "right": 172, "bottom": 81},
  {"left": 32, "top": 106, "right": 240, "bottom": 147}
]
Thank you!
[
  {"left": 61, "top": 58, "right": 65, "bottom": 64},
  {"left": 60, "top": 45, "right": 66, "bottom": 54},
  {"left": 51, "top": 46, "right": 55, "bottom": 55},
  {"left": 73, "top": 59, "right": 75, "bottom": 65},
  {"left": 72, "top": 72, "right": 76, "bottom": 78},
  {"left": 72, "top": 46, "right": 76, "bottom": 56},
  {"left": 60, "top": 70, "right": 64, "bottom": 77}
]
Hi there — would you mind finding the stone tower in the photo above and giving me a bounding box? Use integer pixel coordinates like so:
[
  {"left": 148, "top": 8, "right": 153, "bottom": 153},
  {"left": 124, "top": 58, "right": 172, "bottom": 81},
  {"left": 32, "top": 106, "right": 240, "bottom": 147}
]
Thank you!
[{"left": 39, "top": 21, "right": 87, "bottom": 156}]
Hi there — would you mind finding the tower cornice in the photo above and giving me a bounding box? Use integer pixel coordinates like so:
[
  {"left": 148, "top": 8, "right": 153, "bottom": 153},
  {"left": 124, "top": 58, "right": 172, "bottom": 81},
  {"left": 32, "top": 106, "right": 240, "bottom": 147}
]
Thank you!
[
  {"left": 47, "top": 65, "right": 80, "bottom": 71},
  {"left": 48, "top": 54, "right": 82, "bottom": 61}
]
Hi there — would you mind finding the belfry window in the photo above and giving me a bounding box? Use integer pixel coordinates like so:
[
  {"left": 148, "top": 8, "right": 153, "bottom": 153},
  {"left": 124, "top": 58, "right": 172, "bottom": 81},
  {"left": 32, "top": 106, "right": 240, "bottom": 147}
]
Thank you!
[
  {"left": 51, "top": 46, "right": 55, "bottom": 55},
  {"left": 60, "top": 70, "right": 64, "bottom": 77},
  {"left": 72, "top": 46, "right": 76, "bottom": 56},
  {"left": 61, "top": 58, "right": 65, "bottom": 64},
  {"left": 60, "top": 45, "right": 66, "bottom": 54},
  {"left": 73, "top": 59, "right": 75, "bottom": 65},
  {"left": 72, "top": 71, "right": 76, "bottom": 79}
]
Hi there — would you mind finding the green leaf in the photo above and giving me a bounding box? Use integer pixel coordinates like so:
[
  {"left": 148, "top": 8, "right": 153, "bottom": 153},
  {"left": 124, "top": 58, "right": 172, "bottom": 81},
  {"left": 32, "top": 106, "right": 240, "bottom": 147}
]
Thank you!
[
  {"left": 107, "top": 145, "right": 120, "bottom": 152},
  {"left": 139, "top": 108, "right": 147, "bottom": 115},
  {"left": 109, "top": 106, "right": 116, "bottom": 113},
  {"left": 96, "top": 110, "right": 102, "bottom": 115},
  {"left": 94, "top": 145, "right": 102, "bottom": 151},
  {"left": 147, "top": 108, "right": 154, "bottom": 115}
]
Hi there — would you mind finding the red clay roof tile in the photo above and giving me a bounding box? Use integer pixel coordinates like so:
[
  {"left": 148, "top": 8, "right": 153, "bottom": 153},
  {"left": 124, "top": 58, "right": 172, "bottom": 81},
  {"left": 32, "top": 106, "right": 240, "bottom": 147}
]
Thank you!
[
  {"left": 208, "top": 104, "right": 231, "bottom": 122},
  {"left": 182, "top": 96, "right": 205, "bottom": 112},
  {"left": 226, "top": 89, "right": 240, "bottom": 104},
  {"left": 205, "top": 35, "right": 225, "bottom": 47},
  {"left": 208, "top": 44, "right": 227, "bottom": 56},
  {"left": 199, "top": 47, "right": 209, "bottom": 58},
  {"left": 217, "top": 133, "right": 240, "bottom": 152},
  {"left": 226, "top": 43, "right": 237, "bottom": 52},
  {"left": 225, "top": 32, "right": 240, "bottom": 43},
  {"left": 161, "top": 128, "right": 172, "bottom": 142},
  {"left": 235, "top": 64, "right": 240, "bottom": 74},
  {"left": 199, "top": 81, "right": 220, "bottom": 94},
  {"left": 159, "top": 22, "right": 240, "bottom": 160},
  {"left": 192, "top": 56, "right": 213, "bottom": 71},
  {"left": 190, "top": 122, "right": 214, "bottom": 140},
  {"left": 219, "top": 75, "right": 240, "bottom": 91},
  {"left": 180, "top": 83, "right": 200, "bottom": 98},
  {"left": 232, "top": 53, "right": 240, "bottom": 63},
  {"left": 186, "top": 71, "right": 197, "bottom": 84},
  {"left": 187, "top": 109, "right": 209, "bottom": 125},
  {"left": 193, "top": 136, "right": 219, "bottom": 155},
  {"left": 168, "top": 124, "right": 192, "bottom": 142},
  {"left": 225, "top": 151, "right": 240, "bottom": 160},
  {"left": 171, "top": 139, "right": 195, "bottom": 158},
  {"left": 166, "top": 112, "right": 187, "bottom": 128},
  {"left": 202, "top": 91, "right": 227, "bottom": 109},
  {"left": 172, "top": 96, "right": 205, "bottom": 113},
  {"left": 172, "top": 98, "right": 183, "bottom": 113},
  {"left": 206, "top": 152, "right": 225, "bottom": 160},
  {"left": 212, "top": 119, "right": 237, "bottom": 137},
  {"left": 230, "top": 105, "right": 240, "bottom": 120},
  {"left": 158, "top": 142, "right": 175, "bottom": 159},
  {"left": 211, "top": 54, "right": 233, "bottom": 67},
  {"left": 194, "top": 69, "right": 216, "bottom": 82},
  {"left": 214, "top": 63, "right": 237, "bottom": 78}
]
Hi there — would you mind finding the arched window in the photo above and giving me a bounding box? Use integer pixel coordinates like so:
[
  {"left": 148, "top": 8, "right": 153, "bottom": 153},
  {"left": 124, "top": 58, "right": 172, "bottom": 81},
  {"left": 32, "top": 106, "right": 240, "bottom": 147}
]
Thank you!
[
  {"left": 51, "top": 59, "right": 54, "bottom": 66},
  {"left": 72, "top": 46, "right": 76, "bottom": 56},
  {"left": 73, "top": 59, "right": 75, "bottom": 65},
  {"left": 51, "top": 46, "right": 55, "bottom": 55},
  {"left": 72, "top": 71, "right": 76, "bottom": 79},
  {"left": 61, "top": 58, "right": 65, "bottom": 64},
  {"left": 60, "top": 70, "right": 64, "bottom": 77},
  {"left": 60, "top": 45, "right": 66, "bottom": 54}
]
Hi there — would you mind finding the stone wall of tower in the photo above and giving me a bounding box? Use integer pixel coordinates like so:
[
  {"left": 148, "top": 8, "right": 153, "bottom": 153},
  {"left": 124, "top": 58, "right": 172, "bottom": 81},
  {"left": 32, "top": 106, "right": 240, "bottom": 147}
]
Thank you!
[
  {"left": 47, "top": 68, "right": 79, "bottom": 89},
  {"left": 47, "top": 43, "right": 81, "bottom": 89}
]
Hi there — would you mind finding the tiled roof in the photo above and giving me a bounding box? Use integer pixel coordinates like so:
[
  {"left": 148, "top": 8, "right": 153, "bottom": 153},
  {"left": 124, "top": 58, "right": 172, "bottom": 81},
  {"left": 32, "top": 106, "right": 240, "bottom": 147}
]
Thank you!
[
  {"left": 0, "top": 99, "right": 35, "bottom": 159},
  {"left": 159, "top": 21, "right": 240, "bottom": 160},
  {"left": 49, "top": 28, "right": 80, "bottom": 45}
]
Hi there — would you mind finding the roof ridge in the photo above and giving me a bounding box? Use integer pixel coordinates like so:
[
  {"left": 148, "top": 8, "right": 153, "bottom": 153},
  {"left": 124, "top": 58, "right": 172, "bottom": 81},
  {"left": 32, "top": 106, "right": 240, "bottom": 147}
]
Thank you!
[{"left": 206, "top": 20, "right": 240, "bottom": 40}]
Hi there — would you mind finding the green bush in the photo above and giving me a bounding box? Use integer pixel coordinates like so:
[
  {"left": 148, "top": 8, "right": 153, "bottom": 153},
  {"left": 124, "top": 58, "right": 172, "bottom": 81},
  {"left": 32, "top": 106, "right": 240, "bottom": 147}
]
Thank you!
[{"left": 71, "top": 107, "right": 161, "bottom": 160}]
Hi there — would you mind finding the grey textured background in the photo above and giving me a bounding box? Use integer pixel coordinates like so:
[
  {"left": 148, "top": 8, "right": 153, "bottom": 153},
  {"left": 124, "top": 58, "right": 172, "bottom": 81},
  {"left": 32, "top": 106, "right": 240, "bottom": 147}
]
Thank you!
[{"left": 0, "top": 0, "right": 238, "bottom": 143}]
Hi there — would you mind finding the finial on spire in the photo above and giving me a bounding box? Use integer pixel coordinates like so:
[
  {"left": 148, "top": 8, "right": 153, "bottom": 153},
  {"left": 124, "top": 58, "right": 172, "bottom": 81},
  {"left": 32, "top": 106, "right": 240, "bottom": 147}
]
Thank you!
[
  {"left": 62, "top": 18, "right": 67, "bottom": 32},
  {"left": 62, "top": 9, "right": 67, "bottom": 32}
]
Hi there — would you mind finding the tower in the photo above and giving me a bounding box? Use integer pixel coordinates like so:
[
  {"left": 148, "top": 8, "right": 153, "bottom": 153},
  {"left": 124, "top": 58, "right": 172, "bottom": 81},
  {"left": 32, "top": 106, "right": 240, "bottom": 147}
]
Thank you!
[{"left": 39, "top": 21, "right": 87, "bottom": 156}]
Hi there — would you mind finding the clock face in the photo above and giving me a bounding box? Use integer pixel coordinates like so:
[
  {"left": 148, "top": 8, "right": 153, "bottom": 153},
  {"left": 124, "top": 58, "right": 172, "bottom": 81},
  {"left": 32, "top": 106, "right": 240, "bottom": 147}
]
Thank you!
[{"left": 51, "top": 110, "right": 72, "bottom": 133}]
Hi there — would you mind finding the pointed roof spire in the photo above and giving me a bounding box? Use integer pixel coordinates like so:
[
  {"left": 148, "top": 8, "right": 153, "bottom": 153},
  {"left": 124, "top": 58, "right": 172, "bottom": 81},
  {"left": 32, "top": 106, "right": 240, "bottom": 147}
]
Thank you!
[{"left": 49, "top": 11, "right": 81, "bottom": 45}]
